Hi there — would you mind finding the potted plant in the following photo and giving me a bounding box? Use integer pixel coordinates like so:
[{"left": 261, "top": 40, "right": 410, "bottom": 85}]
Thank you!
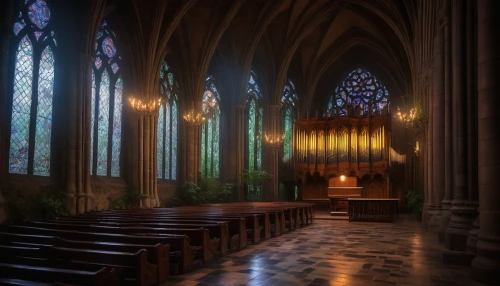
[
  {"left": 240, "top": 170, "right": 272, "bottom": 201},
  {"left": 405, "top": 190, "right": 424, "bottom": 221}
]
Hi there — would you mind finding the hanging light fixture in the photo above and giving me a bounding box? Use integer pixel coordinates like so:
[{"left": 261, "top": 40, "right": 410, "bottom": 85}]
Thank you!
[
  {"left": 264, "top": 133, "right": 285, "bottom": 152},
  {"left": 396, "top": 95, "right": 424, "bottom": 131},
  {"left": 129, "top": 96, "right": 164, "bottom": 115},
  {"left": 183, "top": 109, "right": 206, "bottom": 126}
]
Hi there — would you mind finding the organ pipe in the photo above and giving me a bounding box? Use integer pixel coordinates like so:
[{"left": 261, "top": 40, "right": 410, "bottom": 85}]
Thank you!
[{"left": 294, "top": 124, "right": 387, "bottom": 165}]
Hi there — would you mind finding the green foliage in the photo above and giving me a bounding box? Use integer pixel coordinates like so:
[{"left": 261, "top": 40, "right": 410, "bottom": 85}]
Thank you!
[
  {"left": 6, "top": 190, "right": 68, "bottom": 223},
  {"left": 170, "top": 180, "right": 235, "bottom": 206},
  {"left": 405, "top": 190, "right": 425, "bottom": 221},
  {"left": 218, "top": 183, "right": 234, "bottom": 202},
  {"left": 241, "top": 170, "right": 272, "bottom": 186},
  {"left": 240, "top": 169, "right": 272, "bottom": 201},
  {"left": 39, "top": 191, "right": 68, "bottom": 220},
  {"left": 110, "top": 189, "right": 146, "bottom": 210}
]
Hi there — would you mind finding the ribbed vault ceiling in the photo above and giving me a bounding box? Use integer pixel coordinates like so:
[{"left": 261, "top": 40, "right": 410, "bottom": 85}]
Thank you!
[{"left": 109, "top": 0, "right": 417, "bottom": 113}]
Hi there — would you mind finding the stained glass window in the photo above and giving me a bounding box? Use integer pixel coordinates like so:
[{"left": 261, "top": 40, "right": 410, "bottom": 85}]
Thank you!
[
  {"left": 247, "top": 72, "right": 263, "bottom": 171},
  {"left": 281, "top": 79, "right": 298, "bottom": 163},
  {"left": 157, "top": 62, "right": 178, "bottom": 180},
  {"left": 326, "top": 68, "right": 389, "bottom": 117},
  {"left": 9, "top": 0, "right": 56, "bottom": 176},
  {"left": 90, "top": 20, "right": 123, "bottom": 177},
  {"left": 201, "top": 76, "right": 221, "bottom": 178}
]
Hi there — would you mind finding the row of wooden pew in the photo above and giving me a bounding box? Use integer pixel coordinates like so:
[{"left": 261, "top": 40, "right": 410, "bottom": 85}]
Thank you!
[{"left": 0, "top": 202, "right": 314, "bottom": 285}]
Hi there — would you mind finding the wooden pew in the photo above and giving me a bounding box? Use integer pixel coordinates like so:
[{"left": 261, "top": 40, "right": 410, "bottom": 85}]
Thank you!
[
  {"left": 46, "top": 219, "right": 229, "bottom": 256},
  {"left": 0, "top": 244, "right": 157, "bottom": 286},
  {"left": 0, "top": 225, "right": 193, "bottom": 274},
  {"left": 78, "top": 210, "right": 262, "bottom": 245},
  {"left": 52, "top": 238, "right": 169, "bottom": 283},
  {"left": 0, "top": 245, "right": 122, "bottom": 279},
  {"left": 0, "top": 232, "right": 54, "bottom": 246},
  {"left": 26, "top": 221, "right": 215, "bottom": 264},
  {"left": 44, "top": 247, "right": 158, "bottom": 286},
  {"left": 0, "top": 263, "right": 116, "bottom": 286},
  {"left": 0, "top": 278, "right": 52, "bottom": 285}
]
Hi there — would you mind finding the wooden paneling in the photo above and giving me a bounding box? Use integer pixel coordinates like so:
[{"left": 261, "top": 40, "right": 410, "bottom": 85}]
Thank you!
[{"left": 328, "top": 176, "right": 357, "bottom": 187}]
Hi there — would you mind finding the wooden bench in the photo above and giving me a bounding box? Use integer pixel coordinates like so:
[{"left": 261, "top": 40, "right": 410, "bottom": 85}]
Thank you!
[
  {"left": 46, "top": 219, "right": 230, "bottom": 256},
  {"left": 0, "top": 244, "right": 156, "bottom": 286},
  {"left": 44, "top": 247, "right": 158, "bottom": 286},
  {"left": 26, "top": 221, "right": 215, "bottom": 264},
  {"left": 68, "top": 216, "right": 247, "bottom": 250},
  {"left": 0, "top": 278, "right": 53, "bottom": 285},
  {"left": 52, "top": 238, "right": 169, "bottom": 283},
  {"left": 0, "top": 224, "right": 193, "bottom": 274},
  {"left": 0, "top": 262, "right": 117, "bottom": 286}
]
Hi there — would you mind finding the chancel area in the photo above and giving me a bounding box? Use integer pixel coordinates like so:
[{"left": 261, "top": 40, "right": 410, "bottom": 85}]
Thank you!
[{"left": 0, "top": 0, "right": 499, "bottom": 285}]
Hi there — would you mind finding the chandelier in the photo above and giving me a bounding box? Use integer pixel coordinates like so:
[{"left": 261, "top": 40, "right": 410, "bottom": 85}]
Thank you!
[
  {"left": 396, "top": 95, "right": 424, "bottom": 131},
  {"left": 264, "top": 133, "right": 285, "bottom": 152},
  {"left": 129, "top": 96, "right": 164, "bottom": 115},
  {"left": 183, "top": 109, "right": 206, "bottom": 126}
]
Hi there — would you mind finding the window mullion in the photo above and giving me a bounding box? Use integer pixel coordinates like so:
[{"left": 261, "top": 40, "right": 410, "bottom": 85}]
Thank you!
[
  {"left": 107, "top": 75, "right": 116, "bottom": 177},
  {"left": 166, "top": 103, "right": 170, "bottom": 180},
  {"left": 92, "top": 73, "right": 101, "bottom": 176},
  {"left": 28, "top": 46, "right": 41, "bottom": 175}
]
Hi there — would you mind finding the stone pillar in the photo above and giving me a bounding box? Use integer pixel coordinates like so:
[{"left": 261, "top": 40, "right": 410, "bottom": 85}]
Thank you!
[
  {"left": 422, "top": 105, "right": 430, "bottom": 226},
  {"left": 424, "top": 83, "right": 433, "bottom": 227},
  {"left": 0, "top": 0, "right": 14, "bottom": 223},
  {"left": 471, "top": 0, "right": 500, "bottom": 283},
  {"left": 444, "top": 0, "right": 476, "bottom": 260},
  {"left": 465, "top": 0, "right": 479, "bottom": 256},
  {"left": 267, "top": 105, "right": 280, "bottom": 201},
  {"left": 440, "top": 7, "right": 453, "bottom": 242},
  {"left": 139, "top": 114, "right": 157, "bottom": 208},
  {"left": 64, "top": 44, "right": 78, "bottom": 215},
  {"left": 80, "top": 53, "right": 95, "bottom": 213},
  {"left": 235, "top": 105, "right": 245, "bottom": 201},
  {"left": 430, "top": 19, "right": 445, "bottom": 231}
]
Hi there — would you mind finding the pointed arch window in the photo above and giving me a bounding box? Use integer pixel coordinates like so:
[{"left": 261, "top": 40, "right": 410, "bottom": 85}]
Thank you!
[
  {"left": 201, "top": 76, "right": 220, "bottom": 178},
  {"left": 9, "top": 0, "right": 57, "bottom": 176},
  {"left": 246, "top": 72, "right": 263, "bottom": 171},
  {"left": 157, "top": 62, "right": 178, "bottom": 180},
  {"left": 281, "top": 79, "right": 298, "bottom": 163},
  {"left": 90, "top": 21, "right": 123, "bottom": 177},
  {"left": 326, "top": 68, "right": 389, "bottom": 117}
]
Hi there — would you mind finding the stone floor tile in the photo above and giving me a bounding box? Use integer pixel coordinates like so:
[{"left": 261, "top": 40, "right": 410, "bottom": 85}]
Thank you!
[{"left": 170, "top": 213, "right": 489, "bottom": 286}]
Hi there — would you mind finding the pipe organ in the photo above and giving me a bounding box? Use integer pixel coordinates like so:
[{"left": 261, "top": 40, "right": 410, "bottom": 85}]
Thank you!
[{"left": 294, "top": 114, "right": 390, "bottom": 177}]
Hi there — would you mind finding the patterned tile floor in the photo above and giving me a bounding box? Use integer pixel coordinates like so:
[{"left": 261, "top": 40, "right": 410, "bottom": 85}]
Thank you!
[{"left": 166, "top": 213, "right": 487, "bottom": 286}]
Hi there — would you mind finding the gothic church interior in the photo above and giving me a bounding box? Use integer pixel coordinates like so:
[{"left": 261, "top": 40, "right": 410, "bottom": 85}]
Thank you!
[{"left": 0, "top": 0, "right": 499, "bottom": 285}]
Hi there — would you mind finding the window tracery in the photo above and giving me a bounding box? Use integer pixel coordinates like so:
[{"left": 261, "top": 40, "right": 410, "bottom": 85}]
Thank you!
[
  {"left": 9, "top": 0, "right": 56, "bottom": 176},
  {"left": 157, "top": 62, "right": 178, "bottom": 180},
  {"left": 201, "top": 76, "right": 220, "bottom": 178},
  {"left": 326, "top": 68, "right": 389, "bottom": 117},
  {"left": 90, "top": 20, "right": 122, "bottom": 177}
]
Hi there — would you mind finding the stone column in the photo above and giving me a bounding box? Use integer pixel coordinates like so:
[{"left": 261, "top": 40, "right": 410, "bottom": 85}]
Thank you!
[
  {"left": 267, "top": 105, "right": 280, "bottom": 201},
  {"left": 465, "top": 0, "right": 479, "bottom": 255},
  {"left": 440, "top": 7, "right": 453, "bottom": 242},
  {"left": 444, "top": 0, "right": 476, "bottom": 259},
  {"left": 430, "top": 19, "right": 445, "bottom": 231},
  {"left": 471, "top": 0, "right": 500, "bottom": 283},
  {"left": 424, "top": 81, "right": 433, "bottom": 226},
  {"left": 235, "top": 105, "right": 245, "bottom": 201},
  {"left": 80, "top": 53, "right": 95, "bottom": 213},
  {"left": 0, "top": 0, "right": 14, "bottom": 223},
  {"left": 139, "top": 114, "right": 156, "bottom": 208}
]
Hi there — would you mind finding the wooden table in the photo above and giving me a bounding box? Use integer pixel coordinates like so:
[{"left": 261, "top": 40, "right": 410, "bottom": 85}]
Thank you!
[
  {"left": 328, "top": 187, "right": 362, "bottom": 216},
  {"left": 347, "top": 198, "right": 400, "bottom": 222}
]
